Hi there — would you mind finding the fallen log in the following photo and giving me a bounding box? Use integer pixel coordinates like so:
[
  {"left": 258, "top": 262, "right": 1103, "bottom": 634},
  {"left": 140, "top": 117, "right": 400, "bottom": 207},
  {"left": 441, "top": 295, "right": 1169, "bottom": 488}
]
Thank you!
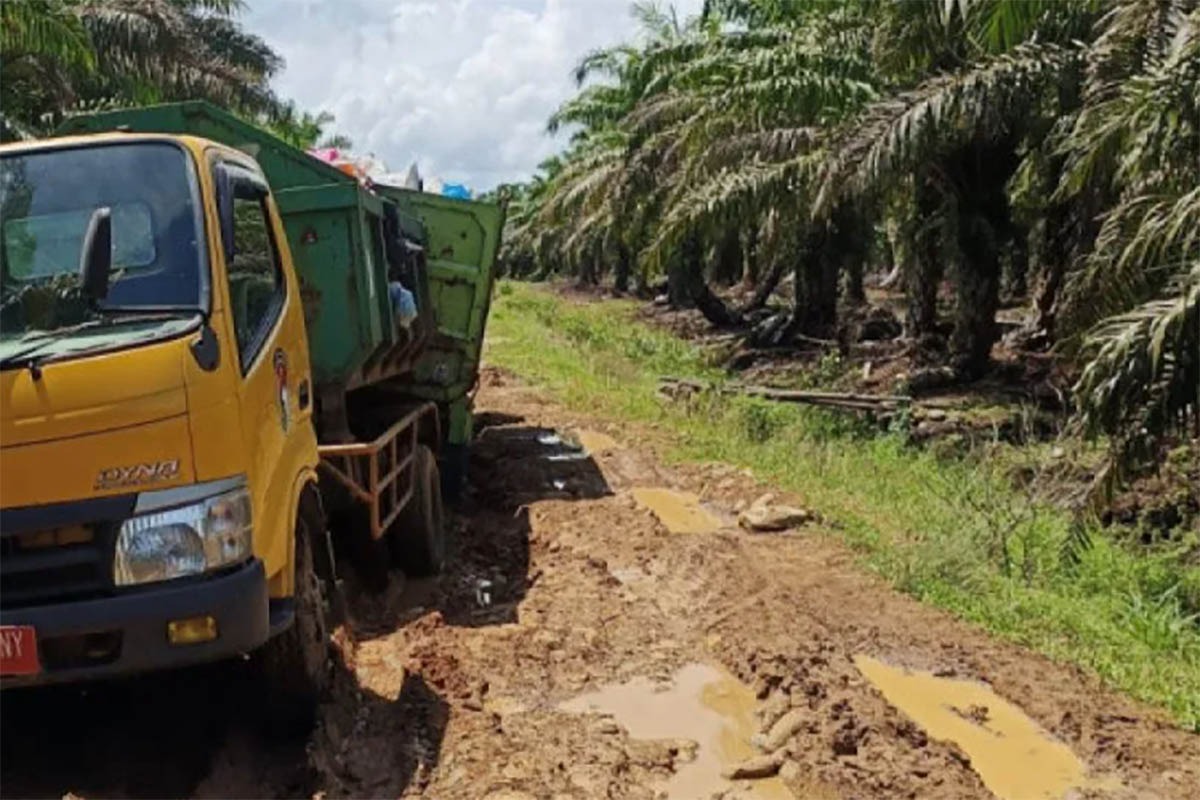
[
  {"left": 793, "top": 333, "right": 838, "bottom": 347},
  {"left": 659, "top": 376, "right": 913, "bottom": 413}
]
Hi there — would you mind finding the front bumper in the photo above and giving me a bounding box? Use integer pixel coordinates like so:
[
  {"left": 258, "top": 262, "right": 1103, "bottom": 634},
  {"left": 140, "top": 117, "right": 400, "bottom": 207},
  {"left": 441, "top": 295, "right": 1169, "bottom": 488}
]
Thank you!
[{"left": 0, "top": 559, "right": 268, "bottom": 688}]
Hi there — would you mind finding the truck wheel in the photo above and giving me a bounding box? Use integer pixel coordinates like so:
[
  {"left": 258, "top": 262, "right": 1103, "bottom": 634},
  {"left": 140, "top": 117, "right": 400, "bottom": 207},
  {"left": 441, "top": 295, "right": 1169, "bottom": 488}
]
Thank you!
[
  {"left": 439, "top": 442, "right": 469, "bottom": 506},
  {"left": 346, "top": 505, "right": 391, "bottom": 594},
  {"left": 256, "top": 504, "right": 332, "bottom": 736},
  {"left": 391, "top": 445, "right": 446, "bottom": 576}
]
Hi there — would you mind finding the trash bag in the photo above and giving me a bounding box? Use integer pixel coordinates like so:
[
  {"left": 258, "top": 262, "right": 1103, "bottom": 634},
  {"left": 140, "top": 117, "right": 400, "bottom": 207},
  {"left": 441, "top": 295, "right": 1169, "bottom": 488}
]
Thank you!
[
  {"left": 389, "top": 282, "right": 417, "bottom": 327},
  {"left": 307, "top": 148, "right": 389, "bottom": 187},
  {"left": 306, "top": 147, "right": 342, "bottom": 164},
  {"left": 403, "top": 162, "right": 422, "bottom": 190}
]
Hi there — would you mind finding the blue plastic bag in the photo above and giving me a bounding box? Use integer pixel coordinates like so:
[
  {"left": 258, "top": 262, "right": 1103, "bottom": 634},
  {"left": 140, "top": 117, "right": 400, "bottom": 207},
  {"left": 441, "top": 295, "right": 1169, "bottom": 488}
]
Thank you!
[{"left": 389, "top": 282, "right": 417, "bottom": 327}]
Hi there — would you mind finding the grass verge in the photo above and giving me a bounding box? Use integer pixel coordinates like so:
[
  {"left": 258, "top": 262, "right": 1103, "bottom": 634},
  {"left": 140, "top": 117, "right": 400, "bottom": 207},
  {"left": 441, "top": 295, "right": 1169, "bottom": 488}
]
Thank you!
[{"left": 485, "top": 281, "right": 1200, "bottom": 730}]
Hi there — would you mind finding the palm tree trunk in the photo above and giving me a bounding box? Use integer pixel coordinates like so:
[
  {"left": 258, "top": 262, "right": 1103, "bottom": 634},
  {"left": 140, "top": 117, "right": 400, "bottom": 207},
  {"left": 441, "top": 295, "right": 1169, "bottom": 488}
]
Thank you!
[
  {"left": 1032, "top": 205, "right": 1071, "bottom": 338},
  {"left": 614, "top": 242, "right": 631, "bottom": 293},
  {"left": 740, "top": 259, "right": 787, "bottom": 313},
  {"left": 577, "top": 253, "right": 597, "bottom": 286},
  {"left": 949, "top": 137, "right": 1017, "bottom": 377},
  {"left": 788, "top": 227, "right": 838, "bottom": 337},
  {"left": 1033, "top": 257, "right": 1063, "bottom": 338},
  {"left": 844, "top": 260, "right": 866, "bottom": 305},
  {"left": 905, "top": 177, "right": 945, "bottom": 339},
  {"left": 879, "top": 214, "right": 904, "bottom": 289},
  {"left": 905, "top": 229, "right": 942, "bottom": 338},
  {"left": 835, "top": 204, "right": 868, "bottom": 306},
  {"left": 713, "top": 228, "right": 741, "bottom": 286},
  {"left": 951, "top": 219, "right": 1000, "bottom": 377},
  {"left": 667, "top": 255, "right": 691, "bottom": 307},
  {"left": 683, "top": 231, "right": 742, "bottom": 326},
  {"left": 741, "top": 224, "right": 759, "bottom": 288},
  {"left": 635, "top": 259, "right": 650, "bottom": 297},
  {"left": 1005, "top": 229, "right": 1029, "bottom": 301}
]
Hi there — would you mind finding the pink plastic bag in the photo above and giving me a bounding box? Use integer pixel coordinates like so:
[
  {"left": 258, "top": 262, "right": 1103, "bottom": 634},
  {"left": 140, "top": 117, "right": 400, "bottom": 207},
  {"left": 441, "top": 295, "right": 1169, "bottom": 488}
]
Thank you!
[{"left": 306, "top": 147, "right": 342, "bottom": 164}]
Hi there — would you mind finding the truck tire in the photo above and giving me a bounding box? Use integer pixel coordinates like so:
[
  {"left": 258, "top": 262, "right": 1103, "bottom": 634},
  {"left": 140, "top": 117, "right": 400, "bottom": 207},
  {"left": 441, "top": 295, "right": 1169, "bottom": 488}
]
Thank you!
[
  {"left": 439, "top": 442, "right": 469, "bottom": 506},
  {"left": 346, "top": 505, "right": 391, "bottom": 594},
  {"left": 390, "top": 445, "right": 446, "bottom": 576},
  {"left": 256, "top": 503, "right": 332, "bottom": 736}
]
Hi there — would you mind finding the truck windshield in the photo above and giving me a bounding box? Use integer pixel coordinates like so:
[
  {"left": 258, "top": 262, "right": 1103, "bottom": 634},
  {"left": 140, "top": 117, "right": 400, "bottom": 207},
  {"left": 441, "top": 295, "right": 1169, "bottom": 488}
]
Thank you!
[{"left": 0, "top": 142, "right": 206, "bottom": 340}]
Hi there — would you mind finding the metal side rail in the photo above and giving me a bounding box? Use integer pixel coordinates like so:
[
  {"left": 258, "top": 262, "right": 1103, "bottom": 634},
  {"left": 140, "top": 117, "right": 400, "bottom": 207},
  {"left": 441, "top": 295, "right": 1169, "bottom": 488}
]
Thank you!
[{"left": 317, "top": 402, "right": 440, "bottom": 539}]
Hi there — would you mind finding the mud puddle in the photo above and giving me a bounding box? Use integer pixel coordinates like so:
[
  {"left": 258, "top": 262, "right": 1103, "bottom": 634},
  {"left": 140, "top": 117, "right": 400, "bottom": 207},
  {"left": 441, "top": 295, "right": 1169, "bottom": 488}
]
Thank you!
[
  {"left": 573, "top": 429, "right": 620, "bottom": 453},
  {"left": 537, "top": 429, "right": 621, "bottom": 461},
  {"left": 632, "top": 487, "right": 723, "bottom": 534},
  {"left": 855, "top": 656, "right": 1118, "bottom": 800},
  {"left": 560, "top": 663, "right": 790, "bottom": 800}
]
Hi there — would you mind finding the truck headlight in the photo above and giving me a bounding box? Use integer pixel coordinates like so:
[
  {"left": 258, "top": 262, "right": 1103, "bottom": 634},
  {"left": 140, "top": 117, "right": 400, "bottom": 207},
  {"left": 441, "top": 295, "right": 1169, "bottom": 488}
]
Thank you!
[{"left": 114, "top": 487, "right": 253, "bottom": 586}]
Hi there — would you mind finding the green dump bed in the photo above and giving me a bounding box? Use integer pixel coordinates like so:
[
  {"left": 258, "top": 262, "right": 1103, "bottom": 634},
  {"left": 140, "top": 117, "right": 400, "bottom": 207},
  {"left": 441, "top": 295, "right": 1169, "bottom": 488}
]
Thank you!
[
  {"left": 375, "top": 186, "right": 503, "bottom": 408},
  {"left": 56, "top": 103, "right": 504, "bottom": 429}
]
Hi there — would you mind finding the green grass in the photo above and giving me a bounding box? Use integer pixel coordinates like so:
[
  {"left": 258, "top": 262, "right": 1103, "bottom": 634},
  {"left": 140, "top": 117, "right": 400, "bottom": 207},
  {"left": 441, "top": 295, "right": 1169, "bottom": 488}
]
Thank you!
[{"left": 486, "top": 281, "right": 1200, "bottom": 730}]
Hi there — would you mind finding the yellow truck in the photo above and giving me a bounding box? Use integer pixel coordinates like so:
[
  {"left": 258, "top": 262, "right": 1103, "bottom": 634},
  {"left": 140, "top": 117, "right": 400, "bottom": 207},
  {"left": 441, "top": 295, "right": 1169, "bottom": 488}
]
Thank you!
[{"left": 0, "top": 103, "right": 502, "bottom": 727}]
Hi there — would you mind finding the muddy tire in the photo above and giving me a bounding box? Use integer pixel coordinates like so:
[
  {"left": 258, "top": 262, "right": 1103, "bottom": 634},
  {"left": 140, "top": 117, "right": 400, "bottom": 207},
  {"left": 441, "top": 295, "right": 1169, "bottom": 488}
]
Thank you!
[
  {"left": 439, "top": 442, "right": 469, "bottom": 506},
  {"left": 256, "top": 501, "right": 332, "bottom": 736},
  {"left": 390, "top": 445, "right": 446, "bottom": 576},
  {"left": 346, "top": 505, "right": 391, "bottom": 594}
]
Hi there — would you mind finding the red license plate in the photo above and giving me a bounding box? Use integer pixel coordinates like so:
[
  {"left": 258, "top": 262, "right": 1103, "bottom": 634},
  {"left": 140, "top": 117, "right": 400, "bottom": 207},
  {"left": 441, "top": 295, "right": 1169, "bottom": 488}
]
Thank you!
[{"left": 0, "top": 625, "right": 40, "bottom": 676}]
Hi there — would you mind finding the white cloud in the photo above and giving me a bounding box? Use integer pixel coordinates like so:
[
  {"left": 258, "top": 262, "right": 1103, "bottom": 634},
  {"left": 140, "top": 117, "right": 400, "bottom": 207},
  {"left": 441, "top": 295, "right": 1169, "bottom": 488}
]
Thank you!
[{"left": 241, "top": 0, "right": 704, "bottom": 192}]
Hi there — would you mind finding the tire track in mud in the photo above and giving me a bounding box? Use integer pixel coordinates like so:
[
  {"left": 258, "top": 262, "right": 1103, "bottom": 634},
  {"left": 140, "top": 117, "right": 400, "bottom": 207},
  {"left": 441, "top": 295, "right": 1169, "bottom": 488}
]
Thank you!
[{"left": 3, "top": 365, "right": 1198, "bottom": 799}]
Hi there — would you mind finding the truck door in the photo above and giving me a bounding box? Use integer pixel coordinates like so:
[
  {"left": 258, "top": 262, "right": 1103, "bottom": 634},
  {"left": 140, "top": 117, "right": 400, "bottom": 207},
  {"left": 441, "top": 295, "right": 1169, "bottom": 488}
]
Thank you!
[{"left": 213, "top": 159, "right": 313, "bottom": 587}]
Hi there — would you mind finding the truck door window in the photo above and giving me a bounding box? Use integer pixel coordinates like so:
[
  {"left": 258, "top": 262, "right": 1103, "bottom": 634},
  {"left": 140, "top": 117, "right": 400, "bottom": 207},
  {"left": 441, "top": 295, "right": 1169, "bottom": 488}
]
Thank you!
[
  {"left": 224, "top": 178, "right": 284, "bottom": 372},
  {"left": 1, "top": 142, "right": 206, "bottom": 345}
]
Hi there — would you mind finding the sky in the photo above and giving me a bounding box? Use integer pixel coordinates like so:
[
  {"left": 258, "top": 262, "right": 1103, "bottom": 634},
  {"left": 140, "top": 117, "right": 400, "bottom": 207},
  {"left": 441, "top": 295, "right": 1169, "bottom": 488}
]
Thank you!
[{"left": 241, "top": 0, "right": 705, "bottom": 193}]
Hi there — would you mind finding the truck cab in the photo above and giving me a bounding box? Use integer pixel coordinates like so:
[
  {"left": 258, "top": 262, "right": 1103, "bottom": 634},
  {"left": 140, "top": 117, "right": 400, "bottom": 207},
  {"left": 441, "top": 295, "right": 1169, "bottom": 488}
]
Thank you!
[{"left": 0, "top": 133, "right": 319, "bottom": 687}]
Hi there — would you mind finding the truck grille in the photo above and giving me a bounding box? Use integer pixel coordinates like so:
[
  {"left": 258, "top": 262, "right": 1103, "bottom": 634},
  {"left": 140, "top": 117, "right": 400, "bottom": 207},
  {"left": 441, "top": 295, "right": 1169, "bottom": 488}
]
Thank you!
[{"left": 0, "top": 525, "right": 116, "bottom": 608}]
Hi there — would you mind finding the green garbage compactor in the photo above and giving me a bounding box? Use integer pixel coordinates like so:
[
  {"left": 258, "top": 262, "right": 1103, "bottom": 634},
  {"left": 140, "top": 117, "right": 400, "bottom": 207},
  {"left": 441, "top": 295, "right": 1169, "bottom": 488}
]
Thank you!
[
  {"left": 374, "top": 184, "right": 504, "bottom": 491},
  {"left": 56, "top": 102, "right": 504, "bottom": 497}
]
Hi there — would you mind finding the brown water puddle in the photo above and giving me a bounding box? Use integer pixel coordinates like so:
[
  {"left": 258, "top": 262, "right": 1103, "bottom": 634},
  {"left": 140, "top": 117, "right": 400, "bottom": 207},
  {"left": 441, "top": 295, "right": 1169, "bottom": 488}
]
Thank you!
[
  {"left": 855, "top": 656, "right": 1119, "bottom": 800},
  {"left": 631, "top": 487, "right": 723, "bottom": 534},
  {"left": 573, "top": 429, "right": 620, "bottom": 453},
  {"left": 560, "top": 663, "right": 790, "bottom": 800}
]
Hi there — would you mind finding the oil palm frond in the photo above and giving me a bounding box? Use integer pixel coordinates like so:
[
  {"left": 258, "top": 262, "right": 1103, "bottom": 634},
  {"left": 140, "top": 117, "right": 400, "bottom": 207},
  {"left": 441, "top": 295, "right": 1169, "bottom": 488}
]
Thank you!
[
  {"left": 816, "top": 41, "right": 1083, "bottom": 216},
  {"left": 1073, "top": 261, "right": 1200, "bottom": 473},
  {"left": 1060, "top": 187, "right": 1200, "bottom": 337}
]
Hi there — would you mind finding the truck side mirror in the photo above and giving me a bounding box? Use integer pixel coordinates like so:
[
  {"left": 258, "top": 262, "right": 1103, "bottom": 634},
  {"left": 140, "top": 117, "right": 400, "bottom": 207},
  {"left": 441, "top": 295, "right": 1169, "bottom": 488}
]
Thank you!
[
  {"left": 214, "top": 164, "right": 236, "bottom": 264},
  {"left": 78, "top": 206, "right": 112, "bottom": 303}
]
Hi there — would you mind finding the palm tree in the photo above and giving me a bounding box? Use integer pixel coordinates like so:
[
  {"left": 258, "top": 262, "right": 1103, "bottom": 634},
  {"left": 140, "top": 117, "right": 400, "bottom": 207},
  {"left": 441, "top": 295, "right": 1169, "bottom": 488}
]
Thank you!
[
  {"left": 1, "top": 1, "right": 95, "bottom": 139},
  {"left": 533, "top": 0, "right": 879, "bottom": 325},
  {"left": 1, "top": 0, "right": 284, "bottom": 140},
  {"left": 500, "top": 154, "right": 571, "bottom": 280},
  {"left": 514, "top": 0, "right": 1197, "bottom": 470},
  {"left": 511, "top": 1, "right": 711, "bottom": 295},
  {"left": 264, "top": 102, "right": 353, "bottom": 150},
  {"left": 1060, "top": 0, "right": 1200, "bottom": 476}
]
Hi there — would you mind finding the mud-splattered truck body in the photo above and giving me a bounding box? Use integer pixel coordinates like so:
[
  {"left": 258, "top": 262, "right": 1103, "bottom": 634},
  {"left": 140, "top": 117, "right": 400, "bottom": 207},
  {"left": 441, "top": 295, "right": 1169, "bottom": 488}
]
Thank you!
[{"left": 0, "top": 102, "right": 502, "bottom": 718}]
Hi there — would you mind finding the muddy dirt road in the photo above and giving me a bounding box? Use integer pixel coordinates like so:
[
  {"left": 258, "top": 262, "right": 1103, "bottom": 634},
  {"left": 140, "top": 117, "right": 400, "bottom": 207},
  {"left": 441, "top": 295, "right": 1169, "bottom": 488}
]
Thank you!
[{"left": 3, "top": 366, "right": 1198, "bottom": 799}]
